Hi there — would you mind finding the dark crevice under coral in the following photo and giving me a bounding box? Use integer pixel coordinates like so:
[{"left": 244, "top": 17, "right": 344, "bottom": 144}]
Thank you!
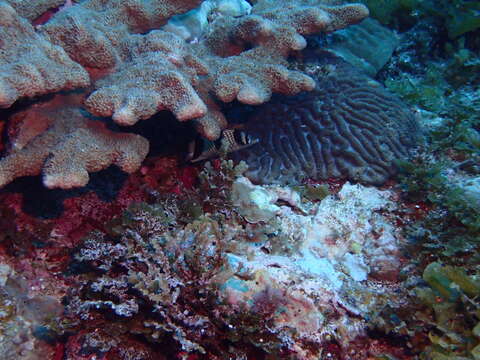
[
  {"left": 115, "top": 110, "right": 198, "bottom": 157},
  {"left": 0, "top": 166, "right": 128, "bottom": 218}
]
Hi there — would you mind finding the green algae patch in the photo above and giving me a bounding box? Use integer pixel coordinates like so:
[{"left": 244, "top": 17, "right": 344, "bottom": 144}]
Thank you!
[
  {"left": 361, "top": 0, "right": 480, "bottom": 38},
  {"left": 418, "top": 263, "right": 480, "bottom": 359},
  {"left": 443, "top": 1, "right": 480, "bottom": 38},
  {"left": 423, "top": 262, "right": 461, "bottom": 301},
  {"left": 360, "top": 0, "right": 416, "bottom": 25}
]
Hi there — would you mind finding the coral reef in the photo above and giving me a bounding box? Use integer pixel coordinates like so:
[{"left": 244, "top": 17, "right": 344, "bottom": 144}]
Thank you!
[
  {"left": 57, "top": 161, "right": 409, "bottom": 359},
  {"left": 0, "top": 154, "right": 199, "bottom": 359},
  {"left": 379, "top": 7, "right": 480, "bottom": 268},
  {"left": 235, "top": 55, "right": 420, "bottom": 185},
  {"left": 0, "top": 1, "right": 89, "bottom": 108},
  {"left": 361, "top": 3, "right": 480, "bottom": 358},
  {"left": 0, "top": 0, "right": 369, "bottom": 189},
  {"left": 0, "top": 95, "right": 149, "bottom": 189},
  {"left": 1, "top": 1, "right": 480, "bottom": 359},
  {"left": 59, "top": 0, "right": 369, "bottom": 139},
  {"left": 5, "top": 0, "right": 65, "bottom": 21}
]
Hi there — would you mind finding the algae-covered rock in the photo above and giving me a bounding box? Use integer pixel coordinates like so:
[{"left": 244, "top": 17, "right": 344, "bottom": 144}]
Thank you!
[
  {"left": 231, "top": 176, "right": 280, "bottom": 223},
  {"left": 359, "top": 0, "right": 416, "bottom": 25},
  {"left": 361, "top": 0, "right": 480, "bottom": 38},
  {"left": 437, "top": 1, "right": 480, "bottom": 38},
  {"left": 417, "top": 262, "right": 480, "bottom": 359},
  {"left": 423, "top": 262, "right": 461, "bottom": 301},
  {"left": 326, "top": 18, "right": 399, "bottom": 76}
]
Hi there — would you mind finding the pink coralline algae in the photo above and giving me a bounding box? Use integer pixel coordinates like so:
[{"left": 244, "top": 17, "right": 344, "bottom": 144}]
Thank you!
[
  {"left": 0, "top": 154, "right": 198, "bottom": 359},
  {"left": 0, "top": 0, "right": 368, "bottom": 189}
]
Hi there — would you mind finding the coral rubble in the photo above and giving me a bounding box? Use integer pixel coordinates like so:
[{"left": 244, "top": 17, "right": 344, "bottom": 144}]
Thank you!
[{"left": 59, "top": 161, "right": 408, "bottom": 359}]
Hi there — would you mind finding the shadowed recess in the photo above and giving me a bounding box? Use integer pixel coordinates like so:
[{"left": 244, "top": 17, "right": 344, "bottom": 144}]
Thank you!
[{"left": 1, "top": 166, "right": 128, "bottom": 218}]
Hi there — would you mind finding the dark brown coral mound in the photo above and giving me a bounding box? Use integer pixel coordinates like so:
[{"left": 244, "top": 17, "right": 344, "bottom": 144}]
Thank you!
[{"left": 237, "top": 55, "right": 420, "bottom": 185}]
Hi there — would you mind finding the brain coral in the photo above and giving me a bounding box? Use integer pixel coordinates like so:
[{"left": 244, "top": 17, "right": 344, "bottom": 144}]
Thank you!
[
  {"left": 40, "top": 0, "right": 369, "bottom": 139},
  {"left": 236, "top": 54, "right": 420, "bottom": 185},
  {"left": 0, "top": 0, "right": 369, "bottom": 189}
]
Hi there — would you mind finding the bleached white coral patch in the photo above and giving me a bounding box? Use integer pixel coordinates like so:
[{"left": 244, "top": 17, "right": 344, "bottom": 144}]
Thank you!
[
  {"left": 231, "top": 176, "right": 281, "bottom": 222},
  {"left": 226, "top": 179, "right": 404, "bottom": 343},
  {"left": 232, "top": 179, "right": 399, "bottom": 285}
]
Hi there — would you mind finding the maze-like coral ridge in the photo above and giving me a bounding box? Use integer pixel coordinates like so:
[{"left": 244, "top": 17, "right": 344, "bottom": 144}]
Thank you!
[
  {"left": 0, "top": 0, "right": 369, "bottom": 189},
  {"left": 238, "top": 57, "right": 420, "bottom": 185}
]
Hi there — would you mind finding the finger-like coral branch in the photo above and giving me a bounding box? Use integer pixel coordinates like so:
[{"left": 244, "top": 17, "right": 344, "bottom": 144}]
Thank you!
[
  {"left": 0, "top": 2, "right": 89, "bottom": 108},
  {"left": 0, "top": 95, "right": 149, "bottom": 189}
]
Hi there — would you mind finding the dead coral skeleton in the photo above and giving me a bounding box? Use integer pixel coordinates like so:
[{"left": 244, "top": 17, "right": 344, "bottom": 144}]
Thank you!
[{"left": 60, "top": 160, "right": 408, "bottom": 359}]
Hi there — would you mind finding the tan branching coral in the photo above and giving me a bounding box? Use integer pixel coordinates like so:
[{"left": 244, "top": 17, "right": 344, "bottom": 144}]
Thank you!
[
  {"left": 5, "top": 0, "right": 65, "bottom": 21},
  {"left": 41, "top": 0, "right": 369, "bottom": 139},
  {"left": 0, "top": 95, "right": 149, "bottom": 189},
  {"left": 0, "top": 0, "right": 369, "bottom": 188},
  {"left": 0, "top": 2, "right": 90, "bottom": 108},
  {"left": 39, "top": 0, "right": 205, "bottom": 69},
  {"left": 83, "top": 31, "right": 210, "bottom": 126}
]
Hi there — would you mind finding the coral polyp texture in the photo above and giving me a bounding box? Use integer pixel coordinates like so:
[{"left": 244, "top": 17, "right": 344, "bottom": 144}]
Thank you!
[
  {"left": 0, "top": 1, "right": 89, "bottom": 108},
  {"left": 0, "top": 0, "right": 369, "bottom": 189},
  {"left": 5, "top": 0, "right": 65, "bottom": 21},
  {"left": 40, "top": 0, "right": 369, "bottom": 139},
  {"left": 237, "top": 56, "right": 420, "bottom": 185},
  {"left": 0, "top": 95, "right": 149, "bottom": 189}
]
